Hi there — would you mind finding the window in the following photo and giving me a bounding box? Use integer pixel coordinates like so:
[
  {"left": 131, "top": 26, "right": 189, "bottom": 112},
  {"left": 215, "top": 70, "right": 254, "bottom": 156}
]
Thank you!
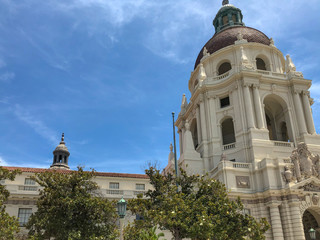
[
  {"left": 25, "top": 178, "right": 35, "bottom": 185},
  {"left": 220, "top": 96, "right": 230, "bottom": 108},
  {"left": 256, "top": 58, "right": 267, "bottom": 70},
  {"left": 18, "top": 208, "right": 32, "bottom": 226},
  {"left": 223, "top": 15, "right": 228, "bottom": 25},
  {"left": 136, "top": 184, "right": 145, "bottom": 190},
  {"left": 221, "top": 118, "right": 236, "bottom": 145},
  {"left": 218, "top": 62, "right": 231, "bottom": 75},
  {"left": 109, "top": 182, "right": 119, "bottom": 189},
  {"left": 232, "top": 14, "right": 237, "bottom": 23}
]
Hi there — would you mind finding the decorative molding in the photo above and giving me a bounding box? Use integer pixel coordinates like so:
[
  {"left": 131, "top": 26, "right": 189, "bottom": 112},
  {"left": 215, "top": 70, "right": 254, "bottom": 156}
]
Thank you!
[{"left": 236, "top": 176, "right": 250, "bottom": 188}]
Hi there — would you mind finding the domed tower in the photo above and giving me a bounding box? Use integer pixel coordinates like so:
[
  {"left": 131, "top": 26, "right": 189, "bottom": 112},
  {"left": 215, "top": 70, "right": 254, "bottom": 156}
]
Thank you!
[
  {"left": 169, "top": 1, "right": 320, "bottom": 239},
  {"left": 50, "top": 133, "right": 70, "bottom": 170}
]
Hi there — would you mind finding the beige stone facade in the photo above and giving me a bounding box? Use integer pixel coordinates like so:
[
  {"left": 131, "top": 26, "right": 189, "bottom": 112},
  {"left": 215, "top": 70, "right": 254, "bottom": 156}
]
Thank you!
[{"left": 164, "top": 1, "right": 320, "bottom": 239}]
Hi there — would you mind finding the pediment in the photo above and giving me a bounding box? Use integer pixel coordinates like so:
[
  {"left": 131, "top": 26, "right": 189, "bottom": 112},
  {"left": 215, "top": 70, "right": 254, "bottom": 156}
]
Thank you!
[{"left": 291, "top": 177, "right": 320, "bottom": 192}]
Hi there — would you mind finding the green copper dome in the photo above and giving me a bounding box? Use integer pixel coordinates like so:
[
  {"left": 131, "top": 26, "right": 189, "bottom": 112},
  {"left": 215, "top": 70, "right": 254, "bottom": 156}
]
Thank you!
[{"left": 213, "top": 1, "right": 244, "bottom": 33}]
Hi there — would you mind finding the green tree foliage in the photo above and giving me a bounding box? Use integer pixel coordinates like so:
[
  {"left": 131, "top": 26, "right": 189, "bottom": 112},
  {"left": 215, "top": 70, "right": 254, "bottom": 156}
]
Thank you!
[
  {"left": 26, "top": 167, "right": 118, "bottom": 240},
  {"left": 0, "top": 166, "right": 21, "bottom": 240},
  {"left": 128, "top": 167, "right": 269, "bottom": 240},
  {"left": 124, "top": 224, "right": 165, "bottom": 240}
]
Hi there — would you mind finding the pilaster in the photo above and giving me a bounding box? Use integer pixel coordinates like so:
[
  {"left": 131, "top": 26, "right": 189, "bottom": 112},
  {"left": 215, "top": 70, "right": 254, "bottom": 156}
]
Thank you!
[
  {"left": 267, "top": 201, "right": 284, "bottom": 240},
  {"left": 288, "top": 201, "right": 305, "bottom": 240},
  {"left": 301, "top": 91, "right": 316, "bottom": 135}
]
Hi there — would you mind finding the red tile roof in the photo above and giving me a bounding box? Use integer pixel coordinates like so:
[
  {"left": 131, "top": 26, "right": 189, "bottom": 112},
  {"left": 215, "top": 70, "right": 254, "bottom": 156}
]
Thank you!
[{"left": 3, "top": 166, "right": 149, "bottom": 179}]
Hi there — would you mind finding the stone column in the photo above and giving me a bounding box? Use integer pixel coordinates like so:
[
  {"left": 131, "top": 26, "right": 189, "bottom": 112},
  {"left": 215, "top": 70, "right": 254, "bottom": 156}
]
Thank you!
[
  {"left": 280, "top": 201, "right": 294, "bottom": 240},
  {"left": 252, "top": 85, "right": 265, "bottom": 129},
  {"left": 293, "top": 91, "right": 307, "bottom": 134},
  {"left": 267, "top": 202, "right": 284, "bottom": 240},
  {"left": 288, "top": 201, "right": 305, "bottom": 240},
  {"left": 196, "top": 106, "right": 202, "bottom": 144},
  {"left": 199, "top": 95, "right": 208, "bottom": 141},
  {"left": 179, "top": 129, "right": 183, "bottom": 154},
  {"left": 208, "top": 96, "right": 218, "bottom": 139},
  {"left": 243, "top": 84, "right": 255, "bottom": 129},
  {"left": 302, "top": 91, "right": 316, "bottom": 135}
]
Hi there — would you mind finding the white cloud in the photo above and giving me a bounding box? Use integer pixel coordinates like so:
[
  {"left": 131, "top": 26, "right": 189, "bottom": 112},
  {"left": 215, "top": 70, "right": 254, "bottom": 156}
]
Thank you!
[
  {"left": 13, "top": 104, "right": 58, "bottom": 145},
  {"left": 0, "top": 156, "right": 10, "bottom": 166}
]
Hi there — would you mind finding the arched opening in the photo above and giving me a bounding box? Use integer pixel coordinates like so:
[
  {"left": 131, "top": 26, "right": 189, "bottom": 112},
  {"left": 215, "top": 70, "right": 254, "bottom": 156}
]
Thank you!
[
  {"left": 256, "top": 58, "right": 267, "bottom": 70},
  {"left": 263, "top": 94, "right": 293, "bottom": 142},
  {"left": 218, "top": 62, "right": 232, "bottom": 75},
  {"left": 221, "top": 118, "right": 236, "bottom": 145},
  {"left": 303, "top": 208, "right": 320, "bottom": 240},
  {"left": 190, "top": 119, "right": 199, "bottom": 149}
]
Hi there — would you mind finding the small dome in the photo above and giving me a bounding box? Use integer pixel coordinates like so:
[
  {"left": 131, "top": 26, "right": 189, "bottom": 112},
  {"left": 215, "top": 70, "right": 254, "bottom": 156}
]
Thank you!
[
  {"left": 194, "top": 26, "right": 270, "bottom": 69},
  {"left": 53, "top": 133, "right": 70, "bottom": 155}
]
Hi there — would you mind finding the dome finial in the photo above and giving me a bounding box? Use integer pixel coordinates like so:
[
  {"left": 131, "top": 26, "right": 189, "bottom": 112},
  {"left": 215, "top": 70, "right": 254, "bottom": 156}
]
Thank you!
[
  {"left": 61, "top": 133, "right": 64, "bottom": 142},
  {"left": 222, "top": 0, "right": 229, "bottom": 5}
]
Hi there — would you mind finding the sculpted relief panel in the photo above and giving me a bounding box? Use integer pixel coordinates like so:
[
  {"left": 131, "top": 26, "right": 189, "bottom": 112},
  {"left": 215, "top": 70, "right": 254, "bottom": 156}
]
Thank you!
[{"left": 282, "top": 143, "right": 320, "bottom": 183}]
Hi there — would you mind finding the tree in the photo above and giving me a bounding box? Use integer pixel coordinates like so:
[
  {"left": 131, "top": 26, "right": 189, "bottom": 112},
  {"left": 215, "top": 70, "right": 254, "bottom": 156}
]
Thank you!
[
  {"left": 26, "top": 167, "right": 118, "bottom": 240},
  {"left": 124, "top": 224, "right": 165, "bottom": 240},
  {"left": 0, "top": 166, "right": 21, "bottom": 240},
  {"left": 128, "top": 167, "right": 269, "bottom": 240}
]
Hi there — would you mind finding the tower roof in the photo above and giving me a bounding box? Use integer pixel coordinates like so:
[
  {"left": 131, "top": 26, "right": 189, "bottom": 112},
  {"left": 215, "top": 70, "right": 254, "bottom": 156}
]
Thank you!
[
  {"left": 194, "top": 26, "right": 270, "bottom": 69},
  {"left": 53, "top": 133, "right": 70, "bottom": 154},
  {"left": 194, "top": 1, "right": 270, "bottom": 69}
]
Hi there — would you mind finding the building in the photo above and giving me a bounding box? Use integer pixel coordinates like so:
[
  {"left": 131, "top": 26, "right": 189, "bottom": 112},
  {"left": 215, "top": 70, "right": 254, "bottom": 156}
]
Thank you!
[
  {"left": 164, "top": 0, "right": 320, "bottom": 239},
  {"left": 3, "top": 134, "right": 152, "bottom": 236},
  {"left": 2, "top": 1, "right": 320, "bottom": 239}
]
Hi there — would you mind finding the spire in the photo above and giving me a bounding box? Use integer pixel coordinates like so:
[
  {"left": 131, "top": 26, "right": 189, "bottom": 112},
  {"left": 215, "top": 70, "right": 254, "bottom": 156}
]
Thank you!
[
  {"left": 50, "top": 133, "right": 70, "bottom": 170},
  {"left": 222, "top": 0, "right": 229, "bottom": 5}
]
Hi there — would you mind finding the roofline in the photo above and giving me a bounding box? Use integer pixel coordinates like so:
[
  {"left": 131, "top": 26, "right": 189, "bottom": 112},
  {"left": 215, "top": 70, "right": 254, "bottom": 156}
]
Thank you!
[{"left": 2, "top": 166, "right": 149, "bottom": 179}]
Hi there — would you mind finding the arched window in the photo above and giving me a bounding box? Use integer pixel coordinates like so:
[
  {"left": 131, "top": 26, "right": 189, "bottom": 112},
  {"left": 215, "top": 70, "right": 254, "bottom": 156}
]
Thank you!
[
  {"left": 256, "top": 58, "right": 267, "bottom": 70},
  {"left": 218, "top": 62, "right": 232, "bottom": 75},
  {"left": 190, "top": 119, "right": 199, "bottom": 149},
  {"left": 221, "top": 118, "right": 236, "bottom": 145}
]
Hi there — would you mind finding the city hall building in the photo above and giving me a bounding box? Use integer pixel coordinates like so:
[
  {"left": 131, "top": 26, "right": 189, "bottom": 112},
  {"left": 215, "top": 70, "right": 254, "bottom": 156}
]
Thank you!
[{"left": 3, "top": 1, "right": 320, "bottom": 239}]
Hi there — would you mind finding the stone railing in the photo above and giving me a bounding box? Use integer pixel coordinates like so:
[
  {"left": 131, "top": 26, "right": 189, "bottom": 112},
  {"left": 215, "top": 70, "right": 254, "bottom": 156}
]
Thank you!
[
  {"left": 214, "top": 70, "right": 230, "bottom": 81},
  {"left": 18, "top": 186, "right": 38, "bottom": 191},
  {"left": 233, "top": 163, "right": 250, "bottom": 169},
  {"left": 223, "top": 142, "right": 236, "bottom": 150},
  {"left": 257, "top": 70, "right": 269, "bottom": 75},
  {"left": 273, "top": 141, "right": 293, "bottom": 148}
]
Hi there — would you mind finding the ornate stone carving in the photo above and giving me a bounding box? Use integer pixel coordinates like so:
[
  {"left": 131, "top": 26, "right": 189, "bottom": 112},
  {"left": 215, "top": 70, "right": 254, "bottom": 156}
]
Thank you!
[
  {"left": 299, "top": 182, "right": 320, "bottom": 192},
  {"left": 285, "top": 54, "right": 303, "bottom": 78},
  {"left": 180, "top": 94, "right": 188, "bottom": 115},
  {"left": 237, "top": 32, "right": 243, "bottom": 40},
  {"left": 285, "top": 143, "right": 320, "bottom": 182},
  {"left": 270, "top": 38, "right": 275, "bottom": 46},
  {"left": 198, "top": 63, "right": 207, "bottom": 83},
  {"left": 240, "top": 47, "right": 254, "bottom": 70},
  {"left": 220, "top": 152, "right": 227, "bottom": 161},
  {"left": 312, "top": 193, "right": 320, "bottom": 205},
  {"left": 201, "top": 47, "right": 210, "bottom": 62},
  {"left": 236, "top": 176, "right": 250, "bottom": 188},
  {"left": 282, "top": 165, "right": 293, "bottom": 183}
]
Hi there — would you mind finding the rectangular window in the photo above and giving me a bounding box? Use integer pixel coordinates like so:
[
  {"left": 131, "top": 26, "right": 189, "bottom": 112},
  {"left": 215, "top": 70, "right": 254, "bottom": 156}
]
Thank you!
[
  {"left": 220, "top": 96, "right": 230, "bottom": 108},
  {"left": 136, "top": 184, "right": 145, "bottom": 190},
  {"left": 109, "top": 182, "right": 119, "bottom": 189},
  {"left": 18, "top": 208, "right": 32, "bottom": 226},
  {"left": 24, "top": 178, "right": 36, "bottom": 185}
]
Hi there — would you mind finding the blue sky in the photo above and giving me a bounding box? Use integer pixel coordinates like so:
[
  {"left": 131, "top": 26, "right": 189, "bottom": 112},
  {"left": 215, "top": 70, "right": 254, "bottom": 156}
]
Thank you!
[{"left": 0, "top": 0, "right": 319, "bottom": 173}]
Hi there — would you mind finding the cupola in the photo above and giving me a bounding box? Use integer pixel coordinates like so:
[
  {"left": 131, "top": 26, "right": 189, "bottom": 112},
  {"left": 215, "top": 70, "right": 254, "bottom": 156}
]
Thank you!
[
  {"left": 50, "top": 133, "right": 70, "bottom": 169},
  {"left": 213, "top": 0, "right": 244, "bottom": 33}
]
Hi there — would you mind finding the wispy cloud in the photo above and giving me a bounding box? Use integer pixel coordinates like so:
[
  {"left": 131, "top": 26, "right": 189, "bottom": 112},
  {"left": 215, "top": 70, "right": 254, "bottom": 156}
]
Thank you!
[
  {"left": 13, "top": 104, "right": 58, "bottom": 145},
  {"left": 0, "top": 156, "right": 10, "bottom": 166}
]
